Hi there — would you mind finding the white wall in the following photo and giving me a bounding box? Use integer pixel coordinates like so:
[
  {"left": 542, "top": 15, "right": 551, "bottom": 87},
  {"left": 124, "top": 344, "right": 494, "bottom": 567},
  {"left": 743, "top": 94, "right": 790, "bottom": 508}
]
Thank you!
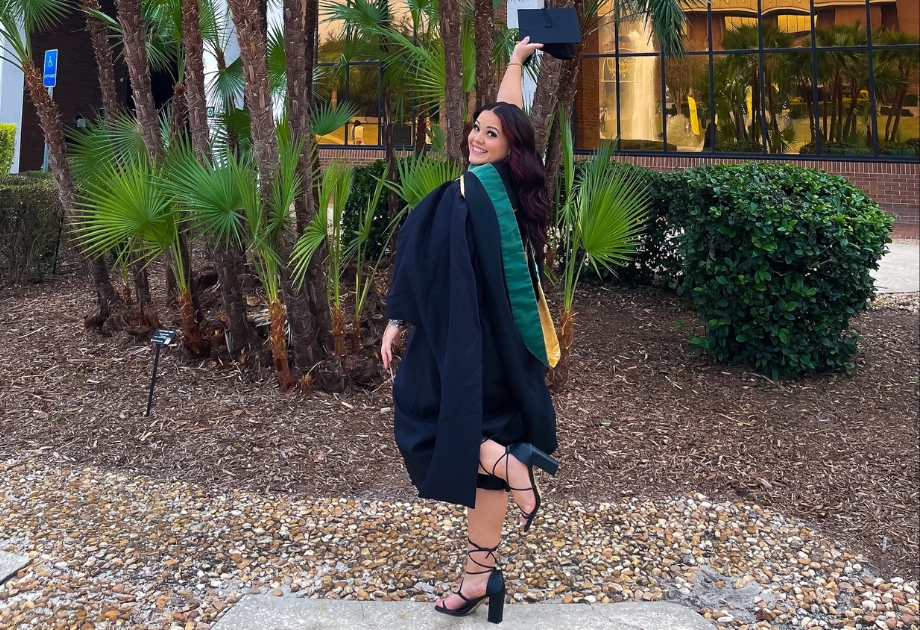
[{"left": 0, "top": 27, "right": 26, "bottom": 173}]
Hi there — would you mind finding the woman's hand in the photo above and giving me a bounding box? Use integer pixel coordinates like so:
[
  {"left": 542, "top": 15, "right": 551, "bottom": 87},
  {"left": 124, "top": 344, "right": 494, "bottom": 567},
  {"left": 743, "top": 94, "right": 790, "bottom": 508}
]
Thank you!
[
  {"left": 381, "top": 323, "right": 402, "bottom": 369},
  {"left": 510, "top": 36, "right": 543, "bottom": 65}
]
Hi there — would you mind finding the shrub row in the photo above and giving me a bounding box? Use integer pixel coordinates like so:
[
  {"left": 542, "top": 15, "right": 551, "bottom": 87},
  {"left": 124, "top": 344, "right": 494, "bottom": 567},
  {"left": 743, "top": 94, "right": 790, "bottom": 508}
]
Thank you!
[{"left": 0, "top": 172, "right": 63, "bottom": 285}]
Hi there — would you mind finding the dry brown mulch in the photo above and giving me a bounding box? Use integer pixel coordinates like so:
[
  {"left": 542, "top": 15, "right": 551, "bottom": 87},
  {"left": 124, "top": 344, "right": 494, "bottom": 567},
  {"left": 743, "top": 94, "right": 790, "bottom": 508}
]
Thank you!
[{"left": 0, "top": 266, "right": 917, "bottom": 580}]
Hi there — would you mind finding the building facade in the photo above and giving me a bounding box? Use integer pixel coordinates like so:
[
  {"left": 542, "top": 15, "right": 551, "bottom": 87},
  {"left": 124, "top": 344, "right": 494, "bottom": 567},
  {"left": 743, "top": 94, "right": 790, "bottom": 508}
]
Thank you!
[{"left": 1, "top": 0, "right": 917, "bottom": 235}]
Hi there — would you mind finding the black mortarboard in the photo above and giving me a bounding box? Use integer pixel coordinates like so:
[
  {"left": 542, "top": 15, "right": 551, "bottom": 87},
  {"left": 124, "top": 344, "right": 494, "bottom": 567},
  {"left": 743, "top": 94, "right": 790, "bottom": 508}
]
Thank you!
[{"left": 518, "top": 8, "right": 582, "bottom": 61}]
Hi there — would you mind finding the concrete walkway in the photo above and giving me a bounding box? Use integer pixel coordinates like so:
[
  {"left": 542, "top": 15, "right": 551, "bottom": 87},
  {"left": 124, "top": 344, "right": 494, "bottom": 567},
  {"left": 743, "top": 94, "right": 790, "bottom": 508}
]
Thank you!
[
  {"left": 0, "top": 550, "right": 28, "bottom": 585},
  {"left": 873, "top": 242, "right": 920, "bottom": 293},
  {"left": 211, "top": 597, "right": 716, "bottom": 630}
]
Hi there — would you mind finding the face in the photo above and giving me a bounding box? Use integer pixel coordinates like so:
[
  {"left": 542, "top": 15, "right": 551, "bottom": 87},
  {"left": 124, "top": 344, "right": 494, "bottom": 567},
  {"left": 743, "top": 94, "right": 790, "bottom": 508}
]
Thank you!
[{"left": 467, "top": 110, "right": 510, "bottom": 165}]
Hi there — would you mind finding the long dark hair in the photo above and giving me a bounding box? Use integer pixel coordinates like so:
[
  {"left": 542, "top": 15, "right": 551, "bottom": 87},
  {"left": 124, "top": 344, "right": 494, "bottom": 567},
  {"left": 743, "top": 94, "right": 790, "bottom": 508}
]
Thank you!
[{"left": 464, "top": 102, "right": 550, "bottom": 264}]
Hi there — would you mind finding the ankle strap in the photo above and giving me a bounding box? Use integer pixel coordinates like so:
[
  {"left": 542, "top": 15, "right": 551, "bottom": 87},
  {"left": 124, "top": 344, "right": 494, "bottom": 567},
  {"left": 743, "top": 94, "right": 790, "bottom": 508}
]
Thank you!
[{"left": 466, "top": 538, "right": 500, "bottom": 575}]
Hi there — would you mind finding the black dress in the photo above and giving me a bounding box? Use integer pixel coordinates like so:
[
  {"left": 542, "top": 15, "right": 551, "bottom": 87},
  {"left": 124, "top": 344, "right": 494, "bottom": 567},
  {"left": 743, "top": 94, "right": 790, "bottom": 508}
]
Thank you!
[{"left": 385, "top": 162, "right": 557, "bottom": 509}]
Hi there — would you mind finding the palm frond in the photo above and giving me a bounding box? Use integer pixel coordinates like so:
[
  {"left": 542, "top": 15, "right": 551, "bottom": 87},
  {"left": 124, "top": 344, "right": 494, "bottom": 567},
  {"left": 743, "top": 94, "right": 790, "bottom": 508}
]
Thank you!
[
  {"left": 159, "top": 141, "right": 249, "bottom": 249},
  {"left": 73, "top": 158, "right": 176, "bottom": 267},
  {"left": 389, "top": 154, "right": 463, "bottom": 211},
  {"left": 311, "top": 100, "right": 361, "bottom": 138},
  {"left": 68, "top": 111, "right": 149, "bottom": 186}
]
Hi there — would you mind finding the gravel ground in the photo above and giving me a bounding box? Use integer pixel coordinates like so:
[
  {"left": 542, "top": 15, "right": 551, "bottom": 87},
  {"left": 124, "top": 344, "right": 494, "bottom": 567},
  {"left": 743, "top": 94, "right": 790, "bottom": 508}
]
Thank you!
[{"left": 1, "top": 457, "right": 917, "bottom": 630}]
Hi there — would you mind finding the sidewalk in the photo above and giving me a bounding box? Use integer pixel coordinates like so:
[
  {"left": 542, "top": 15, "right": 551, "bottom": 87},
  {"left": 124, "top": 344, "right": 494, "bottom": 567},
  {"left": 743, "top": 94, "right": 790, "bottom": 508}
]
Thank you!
[
  {"left": 210, "top": 598, "right": 716, "bottom": 629},
  {"left": 873, "top": 241, "right": 920, "bottom": 294}
]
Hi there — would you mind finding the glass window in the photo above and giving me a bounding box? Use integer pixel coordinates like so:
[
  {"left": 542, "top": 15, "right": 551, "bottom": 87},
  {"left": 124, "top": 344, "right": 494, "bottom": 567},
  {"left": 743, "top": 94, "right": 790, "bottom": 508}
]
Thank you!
[
  {"left": 665, "top": 54, "right": 709, "bottom": 151},
  {"left": 762, "top": 52, "right": 813, "bottom": 154},
  {"left": 815, "top": 50, "right": 872, "bottom": 154},
  {"left": 875, "top": 46, "right": 920, "bottom": 156},
  {"left": 721, "top": 20, "right": 760, "bottom": 50},
  {"left": 708, "top": 53, "right": 763, "bottom": 153},
  {"left": 619, "top": 56, "right": 664, "bottom": 150},
  {"left": 347, "top": 64, "right": 381, "bottom": 145}
]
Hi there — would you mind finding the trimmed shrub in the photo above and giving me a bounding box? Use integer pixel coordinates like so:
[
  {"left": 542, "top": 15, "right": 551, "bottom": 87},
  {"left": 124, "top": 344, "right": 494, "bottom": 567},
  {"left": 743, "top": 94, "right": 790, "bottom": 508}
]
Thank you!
[
  {"left": 0, "top": 172, "right": 63, "bottom": 284},
  {"left": 0, "top": 123, "right": 15, "bottom": 175},
  {"left": 342, "top": 159, "right": 391, "bottom": 260},
  {"left": 675, "top": 163, "right": 892, "bottom": 378},
  {"left": 798, "top": 141, "right": 871, "bottom": 156}
]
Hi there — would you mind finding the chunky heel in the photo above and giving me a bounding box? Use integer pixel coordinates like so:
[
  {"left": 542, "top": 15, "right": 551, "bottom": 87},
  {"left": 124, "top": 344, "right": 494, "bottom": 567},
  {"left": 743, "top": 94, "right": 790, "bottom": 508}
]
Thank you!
[
  {"left": 494, "top": 443, "right": 561, "bottom": 532},
  {"left": 530, "top": 447, "right": 560, "bottom": 477},
  {"left": 485, "top": 570, "right": 505, "bottom": 624}
]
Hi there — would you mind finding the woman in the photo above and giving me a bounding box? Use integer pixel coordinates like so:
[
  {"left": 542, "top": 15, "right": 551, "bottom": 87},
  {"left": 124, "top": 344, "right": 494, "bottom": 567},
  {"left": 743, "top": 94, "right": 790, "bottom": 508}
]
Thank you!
[{"left": 381, "top": 38, "right": 560, "bottom": 624}]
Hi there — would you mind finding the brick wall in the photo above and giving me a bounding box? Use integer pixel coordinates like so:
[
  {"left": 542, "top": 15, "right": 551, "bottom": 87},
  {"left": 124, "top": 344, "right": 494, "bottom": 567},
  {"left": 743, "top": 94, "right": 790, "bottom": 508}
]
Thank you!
[
  {"left": 318, "top": 148, "right": 920, "bottom": 238},
  {"left": 20, "top": 0, "right": 130, "bottom": 172}
]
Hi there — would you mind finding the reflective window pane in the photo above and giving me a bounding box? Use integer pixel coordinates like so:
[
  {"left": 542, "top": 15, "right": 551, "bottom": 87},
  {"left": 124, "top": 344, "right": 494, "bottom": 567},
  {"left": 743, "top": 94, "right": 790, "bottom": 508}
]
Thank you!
[
  {"left": 764, "top": 52, "right": 813, "bottom": 153},
  {"left": 815, "top": 50, "right": 873, "bottom": 154},
  {"left": 875, "top": 46, "right": 920, "bottom": 156},
  {"left": 619, "top": 56, "right": 664, "bottom": 150},
  {"left": 710, "top": 53, "right": 764, "bottom": 153},
  {"left": 665, "top": 54, "right": 709, "bottom": 151}
]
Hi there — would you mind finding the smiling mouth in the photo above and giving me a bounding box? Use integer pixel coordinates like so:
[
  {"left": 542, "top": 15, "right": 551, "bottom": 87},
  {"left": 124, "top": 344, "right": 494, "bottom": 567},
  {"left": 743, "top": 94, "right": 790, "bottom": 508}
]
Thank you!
[{"left": 471, "top": 146, "right": 486, "bottom": 155}]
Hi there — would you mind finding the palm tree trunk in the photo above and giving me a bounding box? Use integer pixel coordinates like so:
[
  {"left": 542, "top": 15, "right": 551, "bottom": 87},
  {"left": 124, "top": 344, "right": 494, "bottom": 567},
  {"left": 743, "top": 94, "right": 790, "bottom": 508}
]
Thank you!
[
  {"left": 170, "top": 82, "right": 189, "bottom": 143},
  {"left": 474, "top": 0, "right": 496, "bottom": 109},
  {"left": 283, "top": 0, "right": 326, "bottom": 370},
  {"left": 216, "top": 245, "right": 257, "bottom": 360},
  {"left": 228, "top": 0, "right": 280, "bottom": 188},
  {"left": 529, "top": 55, "right": 564, "bottom": 154},
  {"left": 437, "top": 0, "right": 464, "bottom": 163},
  {"left": 890, "top": 90, "right": 905, "bottom": 142},
  {"left": 548, "top": 307, "right": 574, "bottom": 388},
  {"left": 843, "top": 79, "right": 859, "bottom": 139},
  {"left": 268, "top": 298, "right": 295, "bottom": 392},
  {"left": 804, "top": 85, "right": 816, "bottom": 142},
  {"left": 132, "top": 258, "right": 152, "bottom": 305},
  {"left": 116, "top": 0, "right": 164, "bottom": 162},
  {"left": 183, "top": 0, "right": 211, "bottom": 162},
  {"left": 23, "top": 61, "right": 120, "bottom": 315},
  {"left": 83, "top": 0, "right": 120, "bottom": 118}
]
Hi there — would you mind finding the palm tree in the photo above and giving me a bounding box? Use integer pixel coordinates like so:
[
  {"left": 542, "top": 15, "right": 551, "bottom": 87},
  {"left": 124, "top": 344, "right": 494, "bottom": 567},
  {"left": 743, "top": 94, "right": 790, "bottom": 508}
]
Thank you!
[
  {"left": 81, "top": 0, "right": 120, "bottom": 118},
  {"left": 473, "top": 0, "right": 497, "bottom": 108},
  {"left": 0, "top": 0, "right": 120, "bottom": 317},
  {"left": 438, "top": 0, "right": 463, "bottom": 162},
  {"left": 116, "top": 0, "right": 165, "bottom": 161},
  {"left": 281, "top": 0, "right": 333, "bottom": 370},
  {"left": 876, "top": 30, "right": 920, "bottom": 143},
  {"left": 550, "top": 113, "right": 648, "bottom": 386},
  {"left": 227, "top": 0, "right": 279, "bottom": 188},
  {"left": 69, "top": 117, "right": 209, "bottom": 356},
  {"left": 291, "top": 160, "right": 354, "bottom": 356}
]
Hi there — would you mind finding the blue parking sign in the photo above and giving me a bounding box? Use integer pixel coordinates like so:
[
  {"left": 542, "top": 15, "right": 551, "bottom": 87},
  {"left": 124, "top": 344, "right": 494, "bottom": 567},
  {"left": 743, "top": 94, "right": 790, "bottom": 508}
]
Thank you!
[{"left": 43, "top": 50, "right": 58, "bottom": 88}]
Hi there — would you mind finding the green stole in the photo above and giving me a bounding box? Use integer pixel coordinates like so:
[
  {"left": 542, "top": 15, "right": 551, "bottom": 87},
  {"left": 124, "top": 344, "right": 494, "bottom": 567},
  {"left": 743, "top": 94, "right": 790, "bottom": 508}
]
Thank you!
[{"left": 464, "top": 164, "right": 560, "bottom": 368}]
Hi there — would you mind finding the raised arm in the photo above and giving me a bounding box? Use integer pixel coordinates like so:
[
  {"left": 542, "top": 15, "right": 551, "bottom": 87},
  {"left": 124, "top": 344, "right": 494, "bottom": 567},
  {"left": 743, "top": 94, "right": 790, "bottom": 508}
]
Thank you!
[{"left": 496, "top": 37, "right": 543, "bottom": 108}]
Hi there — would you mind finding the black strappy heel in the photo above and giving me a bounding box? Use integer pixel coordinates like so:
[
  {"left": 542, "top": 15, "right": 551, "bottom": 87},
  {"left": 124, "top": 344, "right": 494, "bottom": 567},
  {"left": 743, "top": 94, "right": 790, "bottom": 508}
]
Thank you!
[
  {"left": 434, "top": 538, "right": 506, "bottom": 624},
  {"left": 487, "top": 443, "right": 559, "bottom": 532}
]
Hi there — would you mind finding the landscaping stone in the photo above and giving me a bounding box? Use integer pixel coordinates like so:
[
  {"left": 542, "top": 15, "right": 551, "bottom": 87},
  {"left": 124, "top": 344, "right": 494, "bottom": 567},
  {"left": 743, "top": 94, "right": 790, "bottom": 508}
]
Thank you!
[{"left": 0, "top": 549, "right": 28, "bottom": 584}]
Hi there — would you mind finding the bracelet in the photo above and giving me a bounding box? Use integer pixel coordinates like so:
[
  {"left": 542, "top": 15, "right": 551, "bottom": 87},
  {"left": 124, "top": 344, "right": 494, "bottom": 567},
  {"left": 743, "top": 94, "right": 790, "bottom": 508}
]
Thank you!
[
  {"left": 388, "top": 319, "right": 405, "bottom": 328},
  {"left": 507, "top": 61, "right": 522, "bottom": 67}
]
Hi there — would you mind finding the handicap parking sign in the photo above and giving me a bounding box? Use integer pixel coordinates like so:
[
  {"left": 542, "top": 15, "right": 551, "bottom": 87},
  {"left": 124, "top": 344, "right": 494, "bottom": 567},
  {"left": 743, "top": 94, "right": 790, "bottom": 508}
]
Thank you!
[{"left": 43, "top": 49, "right": 58, "bottom": 88}]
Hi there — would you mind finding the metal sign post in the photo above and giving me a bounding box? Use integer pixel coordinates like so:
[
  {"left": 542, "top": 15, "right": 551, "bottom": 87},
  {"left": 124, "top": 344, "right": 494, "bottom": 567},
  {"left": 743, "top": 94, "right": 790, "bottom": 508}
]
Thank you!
[
  {"left": 146, "top": 329, "right": 176, "bottom": 417},
  {"left": 41, "top": 50, "right": 58, "bottom": 173}
]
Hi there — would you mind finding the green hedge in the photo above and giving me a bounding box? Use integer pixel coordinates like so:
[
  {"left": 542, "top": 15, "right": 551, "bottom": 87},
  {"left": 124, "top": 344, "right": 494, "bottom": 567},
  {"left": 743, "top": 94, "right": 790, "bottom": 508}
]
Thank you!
[
  {"left": 0, "top": 124, "right": 15, "bottom": 175},
  {"left": 342, "top": 159, "right": 392, "bottom": 261},
  {"left": 675, "top": 163, "right": 891, "bottom": 378},
  {"left": 0, "top": 172, "right": 63, "bottom": 284}
]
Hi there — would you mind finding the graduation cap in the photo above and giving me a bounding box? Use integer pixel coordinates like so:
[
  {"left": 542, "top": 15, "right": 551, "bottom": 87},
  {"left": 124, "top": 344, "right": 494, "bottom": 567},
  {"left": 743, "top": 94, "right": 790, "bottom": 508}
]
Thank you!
[{"left": 518, "top": 8, "right": 582, "bottom": 61}]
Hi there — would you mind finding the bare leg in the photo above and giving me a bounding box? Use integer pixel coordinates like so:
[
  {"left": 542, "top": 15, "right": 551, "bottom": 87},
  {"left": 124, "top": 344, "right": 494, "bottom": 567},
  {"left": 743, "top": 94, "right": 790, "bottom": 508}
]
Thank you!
[
  {"left": 479, "top": 439, "right": 537, "bottom": 526},
  {"left": 435, "top": 488, "right": 507, "bottom": 610}
]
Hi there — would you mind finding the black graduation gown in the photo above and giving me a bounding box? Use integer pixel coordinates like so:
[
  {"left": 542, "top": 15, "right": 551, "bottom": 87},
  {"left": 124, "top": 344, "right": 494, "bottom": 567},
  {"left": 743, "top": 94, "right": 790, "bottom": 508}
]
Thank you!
[{"left": 385, "top": 162, "right": 557, "bottom": 508}]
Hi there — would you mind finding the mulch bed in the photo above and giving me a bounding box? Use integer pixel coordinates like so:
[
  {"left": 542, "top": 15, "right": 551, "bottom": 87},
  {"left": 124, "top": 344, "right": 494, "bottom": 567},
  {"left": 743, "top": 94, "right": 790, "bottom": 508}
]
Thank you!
[{"left": 0, "top": 263, "right": 917, "bottom": 579}]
